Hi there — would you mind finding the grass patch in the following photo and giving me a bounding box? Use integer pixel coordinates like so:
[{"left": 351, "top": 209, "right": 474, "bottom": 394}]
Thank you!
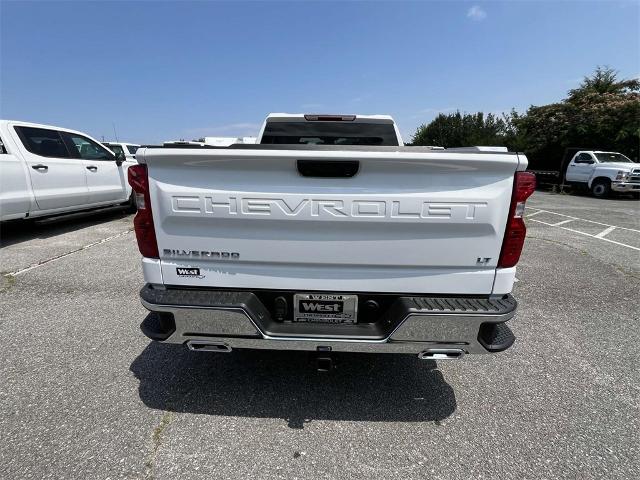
[
  {"left": 0, "top": 273, "right": 16, "bottom": 293},
  {"left": 144, "top": 411, "right": 174, "bottom": 479}
]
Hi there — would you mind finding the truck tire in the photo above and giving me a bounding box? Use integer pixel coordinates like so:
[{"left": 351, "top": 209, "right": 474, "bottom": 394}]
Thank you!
[
  {"left": 591, "top": 179, "right": 611, "bottom": 198},
  {"left": 125, "top": 192, "right": 137, "bottom": 213}
]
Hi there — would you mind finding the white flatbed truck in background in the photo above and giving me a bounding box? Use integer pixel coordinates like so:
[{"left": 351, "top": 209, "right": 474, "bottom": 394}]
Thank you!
[{"left": 564, "top": 150, "right": 640, "bottom": 198}]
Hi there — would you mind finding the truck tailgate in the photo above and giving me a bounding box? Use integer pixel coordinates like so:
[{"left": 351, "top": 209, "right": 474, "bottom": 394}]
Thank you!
[{"left": 140, "top": 148, "right": 521, "bottom": 294}]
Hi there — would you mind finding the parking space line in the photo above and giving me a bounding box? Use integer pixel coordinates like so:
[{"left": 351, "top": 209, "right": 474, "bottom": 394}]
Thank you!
[
  {"left": 5, "top": 229, "right": 133, "bottom": 277},
  {"left": 529, "top": 219, "right": 640, "bottom": 251},
  {"left": 595, "top": 226, "right": 616, "bottom": 239},
  {"left": 550, "top": 219, "right": 575, "bottom": 226},
  {"left": 526, "top": 207, "right": 640, "bottom": 233},
  {"left": 525, "top": 210, "right": 545, "bottom": 218},
  {"left": 530, "top": 219, "right": 569, "bottom": 229}
]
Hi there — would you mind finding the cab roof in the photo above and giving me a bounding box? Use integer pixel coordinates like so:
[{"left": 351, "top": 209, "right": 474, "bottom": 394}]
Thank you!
[{"left": 265, "top": 113, "right": 396, "bottom": 124}]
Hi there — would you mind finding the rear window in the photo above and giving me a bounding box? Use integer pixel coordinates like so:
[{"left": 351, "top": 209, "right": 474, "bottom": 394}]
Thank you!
[
  {"left": 15, "top": 126, "right": 70, "bottom": 158},
  {"left": 126, "top": 145, "right": 139, "bottom": 154},
  {"left": 260, "top": 122, "right": 399, "bottom": 146}
]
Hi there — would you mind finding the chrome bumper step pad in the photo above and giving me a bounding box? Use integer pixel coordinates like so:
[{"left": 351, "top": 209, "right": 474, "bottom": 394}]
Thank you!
[{"left": 140, "top": 285, "right": 517, "bottom": 355}]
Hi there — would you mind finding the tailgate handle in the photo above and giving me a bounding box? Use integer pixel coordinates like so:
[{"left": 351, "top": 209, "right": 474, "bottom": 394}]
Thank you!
[{"left": 297, "top": 160, "right": 359, "bottom": 178}]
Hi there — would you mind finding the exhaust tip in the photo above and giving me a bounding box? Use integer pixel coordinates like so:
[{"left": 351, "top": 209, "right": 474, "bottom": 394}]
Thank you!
[
  {"left": 186, "top": 340, "right": 232, "bottom": 353},
  {"left": 418, "top": 349, "right": 465, "bottom": 360},
  {"left": 316, "top": 356, "right": 333, "bottom": 372}
]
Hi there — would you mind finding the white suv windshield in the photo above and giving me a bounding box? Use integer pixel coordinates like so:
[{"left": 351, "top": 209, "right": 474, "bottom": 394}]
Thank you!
[{"left": 595, "top": 152, "right": 632, "bottom": 163}]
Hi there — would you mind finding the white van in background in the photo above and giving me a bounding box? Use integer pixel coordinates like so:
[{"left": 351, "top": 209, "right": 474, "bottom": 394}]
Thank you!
[
  {"left": 0, "top": 120, "right": 137, "bottom": 221},
  {"left": 102, "top": 142, "right": 141, "bottom": 162}
]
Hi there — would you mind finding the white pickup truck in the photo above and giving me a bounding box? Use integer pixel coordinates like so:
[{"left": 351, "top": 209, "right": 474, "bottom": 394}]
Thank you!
[
  {"left": 0, "top": 120, "right": 136, "bottom": 221},
  {"left": 130, "top": 114, "right": 535, "bottom": 362},
  {"left": 565, "top": 150, "right": 640, "bottom": 198}
]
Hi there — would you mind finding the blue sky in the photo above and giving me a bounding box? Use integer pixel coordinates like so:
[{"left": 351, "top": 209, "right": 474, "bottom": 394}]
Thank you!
[{"left": 1, "top": 1, "right": 638, "bottom": 143}]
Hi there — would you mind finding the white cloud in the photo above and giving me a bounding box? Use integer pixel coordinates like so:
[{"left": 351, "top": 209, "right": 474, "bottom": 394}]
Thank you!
[
  {"left": 467, "top": 5, "right": 487, "bottom": 21},
  {"left": 408, "top": 107, "right": 457, "bottom": 119},
  {"left": 350, "top": 93, "right": 372, "bottom": 104},
  {"left": 418, "top": 107, "right": 456, "bottom": 114}
]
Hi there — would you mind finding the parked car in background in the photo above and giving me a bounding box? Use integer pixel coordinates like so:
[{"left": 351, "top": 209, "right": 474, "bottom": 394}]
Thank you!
[
  {"left": 161, "top": 137, "right": 257, "bottom": 147},
  {"left": 102, "top": 142, "right": 140, "bottom": 162},
  {"left": 564, "top": 150, "right": 640, "bottom": 198},
  {"left": 203, "top": 136, "right": 257, "bottom": 146},
  {"left": 162, "top": 140, "right": 206, "bottom": 146},
  {"left": 0, "top": 120, "right": 137, "bottom": 221}
]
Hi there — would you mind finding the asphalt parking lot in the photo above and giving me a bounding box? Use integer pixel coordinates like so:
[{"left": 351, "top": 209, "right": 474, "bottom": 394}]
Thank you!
[{"left": 0, "top": 191, "right": 638, "bottom": 480}]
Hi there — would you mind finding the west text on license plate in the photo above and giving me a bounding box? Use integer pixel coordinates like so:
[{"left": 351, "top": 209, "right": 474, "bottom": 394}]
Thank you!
[{"left": 293, "top": 294, "right": 358, "bottom": 324}]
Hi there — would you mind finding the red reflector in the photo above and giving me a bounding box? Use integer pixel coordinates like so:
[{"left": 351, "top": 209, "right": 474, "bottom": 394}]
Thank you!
[
  {"left": 498, "top": 172, "right": 536, "bottom": 268},
  {"left": 128, "top": 164, "right": 149, "bottom": 197},
  {"left": 515, "top": 171, "right": 536, "bottom": 202},
  {"left": 127, "top": 165, "right": 159, "bottom": 258}
]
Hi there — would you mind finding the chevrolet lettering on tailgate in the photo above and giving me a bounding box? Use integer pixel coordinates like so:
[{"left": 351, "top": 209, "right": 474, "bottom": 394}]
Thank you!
[{"left": 171, "top": 195, "right": 488, "bottom": 221}]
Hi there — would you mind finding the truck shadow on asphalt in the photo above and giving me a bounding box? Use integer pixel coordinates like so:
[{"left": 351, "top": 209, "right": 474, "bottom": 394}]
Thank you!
[
  {"left": 130, "top": 343, "right": 456, "bottom": 429},
  {"left": 0, "top": 207, "right": 132, "bottom": 248}
]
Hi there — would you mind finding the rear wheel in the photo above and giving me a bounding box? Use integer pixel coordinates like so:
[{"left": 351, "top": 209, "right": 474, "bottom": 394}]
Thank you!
[
  {"left": 591, "top": 179, "right": 611, "bottom": 198},
  {"left": 125, "top": 192, "right": 137, "bottom": 213}
]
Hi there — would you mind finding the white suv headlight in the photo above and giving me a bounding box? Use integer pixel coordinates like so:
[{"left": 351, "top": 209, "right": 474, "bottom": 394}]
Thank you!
[{"left": 615, "top": 171, "right": 629, "bottom": 181}]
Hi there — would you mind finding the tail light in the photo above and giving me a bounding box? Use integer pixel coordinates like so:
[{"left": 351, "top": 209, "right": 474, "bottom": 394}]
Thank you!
[
  {"left": 498, "top": 172, "right": 536, "bottom": 268},
  {"left": 128, "top": 165, "right": 159, "bottom": 258}
]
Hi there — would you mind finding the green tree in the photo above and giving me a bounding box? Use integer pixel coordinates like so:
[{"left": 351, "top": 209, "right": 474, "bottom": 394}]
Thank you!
[
  {"left": 569, "top": 66, "right": 639, "bottom": 99},
  {"left": 515, "top": 67, "right": 640, "bottom": 167},
  {"left": 412, "top": 111, "right": 517, "bottom": 148}
]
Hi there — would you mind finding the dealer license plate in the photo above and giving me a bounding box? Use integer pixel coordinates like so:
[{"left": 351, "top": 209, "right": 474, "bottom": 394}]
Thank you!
[{"left": 293, "top": 294, "right": 358, "bottom": 324}]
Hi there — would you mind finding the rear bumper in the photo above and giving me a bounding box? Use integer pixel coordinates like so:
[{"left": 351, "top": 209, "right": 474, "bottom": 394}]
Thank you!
[
  {"left": 612, "top": 181, "right": 640, "bottom": 192},
  {"left": 139, "top": 285, "right": 517, "bottom": 355}
]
